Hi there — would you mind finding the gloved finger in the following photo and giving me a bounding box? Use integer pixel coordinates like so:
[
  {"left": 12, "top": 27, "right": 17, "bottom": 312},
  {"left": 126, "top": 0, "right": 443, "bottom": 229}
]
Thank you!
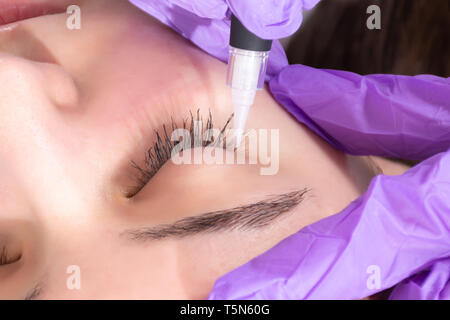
[
  {"left": 208, "top": 150, "right": 450, "bottom": 300},
  {"left": 226, "top": 0, "right": 321, "bottom": 39},
  {"left": 389, "top": 257, "right": 450, "bottom": 300},
  {"left": 129, "top": 0, "right": 289, "bottom": 79},
  {"left": 270, "top": 64, "right": 450, "bottom": 161}
]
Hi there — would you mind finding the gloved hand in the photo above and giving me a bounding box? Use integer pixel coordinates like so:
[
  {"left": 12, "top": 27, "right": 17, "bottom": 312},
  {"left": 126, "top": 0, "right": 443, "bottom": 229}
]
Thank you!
[
  {"left": 208, "top": 67, "right": 450, "bottom": 299},
  {"left": 129, "top": 0, "right": 320, "bottom": 80},
  {"left": 130, "top": 0, "right": 450, "bottom": 299}
]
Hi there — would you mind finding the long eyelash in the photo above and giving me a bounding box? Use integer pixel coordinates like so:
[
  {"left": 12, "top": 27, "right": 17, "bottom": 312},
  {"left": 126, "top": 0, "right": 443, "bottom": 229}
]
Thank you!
[
  {"left": 127, "top": 110, "right": 233, "bottom": 197},
  {"left": 0, "top": 246, "right": 9, "bottom": 265}
]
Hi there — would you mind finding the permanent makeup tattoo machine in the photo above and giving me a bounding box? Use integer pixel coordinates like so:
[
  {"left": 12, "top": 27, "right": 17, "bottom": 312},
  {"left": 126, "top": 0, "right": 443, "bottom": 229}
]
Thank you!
[{"left": 227, "top": 15, "right": 272, "bottom": 147}]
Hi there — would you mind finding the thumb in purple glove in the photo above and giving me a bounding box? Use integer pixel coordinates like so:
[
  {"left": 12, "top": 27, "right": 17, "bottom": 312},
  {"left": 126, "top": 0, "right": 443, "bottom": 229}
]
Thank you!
[{"left": 226, "top": 0, "right": 320, "bottom": 39}]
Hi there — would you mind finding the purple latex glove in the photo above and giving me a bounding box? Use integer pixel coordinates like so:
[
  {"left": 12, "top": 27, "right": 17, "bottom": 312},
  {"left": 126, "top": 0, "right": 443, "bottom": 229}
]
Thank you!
[
  {"left": 207, "top": 67, "right": 450, "bottom": 299},
  {"left": 270, "top": 65, "right": 450, "bottom": 161},
  {"left": 129, "top": 0, "right": 320, "bottom": 80}
]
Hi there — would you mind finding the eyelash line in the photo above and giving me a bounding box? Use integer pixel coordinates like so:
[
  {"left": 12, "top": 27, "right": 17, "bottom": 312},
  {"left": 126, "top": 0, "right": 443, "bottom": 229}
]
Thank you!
[
  {"left": 0, "top": 245, "right": 14, "bottom": 266},
  {"left": 0, "top": 245, "right": 22, "bottom": 266},
  {"left": 0, "top": 245, "right": 8, "bottom": 265},
  {"left": 127, "top": 110, "right": 233, "bottom": 197}
]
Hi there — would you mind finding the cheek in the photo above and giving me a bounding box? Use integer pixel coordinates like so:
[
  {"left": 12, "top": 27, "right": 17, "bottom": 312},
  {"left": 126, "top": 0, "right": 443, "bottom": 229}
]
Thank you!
[
  {"left": 0, "top": 56, "right": 83, "bottom": 201},
  {"left": 41, "top": 234, "right": 189, "bottom": 299}
]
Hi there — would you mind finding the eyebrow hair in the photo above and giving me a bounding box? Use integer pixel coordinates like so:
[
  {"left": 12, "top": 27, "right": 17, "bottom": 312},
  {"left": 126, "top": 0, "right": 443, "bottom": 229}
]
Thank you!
[{"left": 123, "top": 189, "right": 309, "bottom": 241}]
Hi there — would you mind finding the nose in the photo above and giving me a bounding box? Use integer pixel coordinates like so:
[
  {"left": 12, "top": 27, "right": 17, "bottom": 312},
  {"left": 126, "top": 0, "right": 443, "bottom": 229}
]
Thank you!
[
  {"left": 0, "top": 53, "right": 79, "bottom": 111},
  {"left": 0, "top": 53, "right": 87, "bottom": 216}
]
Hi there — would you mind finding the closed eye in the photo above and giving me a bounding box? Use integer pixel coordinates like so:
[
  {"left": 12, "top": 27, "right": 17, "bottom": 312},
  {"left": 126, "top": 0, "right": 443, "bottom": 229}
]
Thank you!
[{"left": 126, "top": 110, "right": 233, "bottom": 197}]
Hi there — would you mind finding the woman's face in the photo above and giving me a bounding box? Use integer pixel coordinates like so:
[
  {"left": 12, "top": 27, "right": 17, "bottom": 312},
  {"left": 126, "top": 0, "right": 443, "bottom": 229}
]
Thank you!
[{"left": 0, "top": 0, "right": 388, "bottom": 299}]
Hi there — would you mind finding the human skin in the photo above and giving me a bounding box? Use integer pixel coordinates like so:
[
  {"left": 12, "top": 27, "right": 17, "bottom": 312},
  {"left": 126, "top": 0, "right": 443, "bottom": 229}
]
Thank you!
[{"left": 0, "top": 0, "right": 409, "bottom": 299}]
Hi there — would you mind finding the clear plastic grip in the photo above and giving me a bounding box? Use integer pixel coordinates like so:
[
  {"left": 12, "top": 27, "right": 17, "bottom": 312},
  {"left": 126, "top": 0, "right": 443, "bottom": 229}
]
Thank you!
[
  {"left": 226, "top": 46, "right": 270, "bottom": 147},
  {"left": 226, "top": 46, "right": 269, "bottom": 91}
]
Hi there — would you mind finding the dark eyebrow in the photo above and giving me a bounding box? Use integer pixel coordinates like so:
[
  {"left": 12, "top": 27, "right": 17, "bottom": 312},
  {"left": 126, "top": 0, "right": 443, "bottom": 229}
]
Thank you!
[{"left": 123, "top": 189, "right": 309, "bottom": 241}]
